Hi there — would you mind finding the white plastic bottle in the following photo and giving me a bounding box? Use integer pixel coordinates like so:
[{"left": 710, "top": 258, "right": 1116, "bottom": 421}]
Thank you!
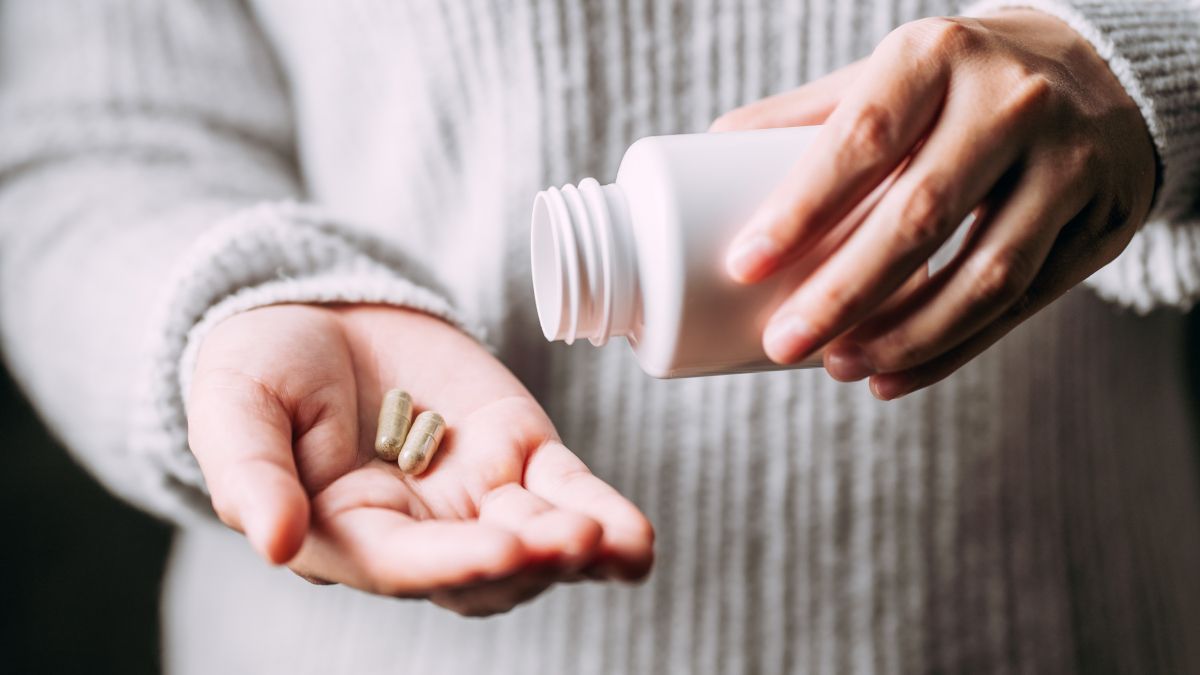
[{"left": 530, "top": 126, "right": 839, "bottom": 378}]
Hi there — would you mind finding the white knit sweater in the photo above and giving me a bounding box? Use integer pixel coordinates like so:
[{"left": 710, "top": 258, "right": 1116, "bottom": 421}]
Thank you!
[{"left": 1, "top": 1, "right": 1198, "bottom": 673}]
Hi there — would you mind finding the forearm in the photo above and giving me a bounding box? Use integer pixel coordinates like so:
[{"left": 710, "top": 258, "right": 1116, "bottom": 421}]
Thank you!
[
  {"left": 0, "top": 0, "right": 474, "bottom": 522},
  {"left": 0, "top": 124, "right": 299, "bottom": 520}
]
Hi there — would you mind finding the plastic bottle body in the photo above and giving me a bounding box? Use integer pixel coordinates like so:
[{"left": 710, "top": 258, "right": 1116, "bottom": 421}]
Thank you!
[{"left": 531, "top": 126, "right": 828, "bottom": 378}]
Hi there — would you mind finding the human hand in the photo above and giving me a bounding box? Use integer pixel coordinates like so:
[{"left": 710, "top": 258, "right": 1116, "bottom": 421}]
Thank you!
[
  {"left": 187, "top": 304, "right": 654, "bottom": 616},
  {"left": 713, "top": 10, "right": 1155, "bottom": 398}
]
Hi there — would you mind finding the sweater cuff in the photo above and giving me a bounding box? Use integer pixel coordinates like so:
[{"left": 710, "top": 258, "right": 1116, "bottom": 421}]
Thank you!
[
  {"left": 1080, "top": 216, "right": 1200, "bottom": 311},
  {"left": 127, "top": 201, "right": 484, "bottom": 522},
  {"left": 962, "top": 0, "right": 1200, "bottom": 221}
]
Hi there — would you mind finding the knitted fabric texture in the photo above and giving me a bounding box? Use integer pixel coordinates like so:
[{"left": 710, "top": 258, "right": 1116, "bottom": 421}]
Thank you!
[{"left": 0, "top": 1, "right": 1197, "bottom": 673}]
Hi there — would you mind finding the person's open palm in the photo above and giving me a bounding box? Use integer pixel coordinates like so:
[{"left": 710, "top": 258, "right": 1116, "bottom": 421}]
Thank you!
[{"left": 187, "top": 304, "right": 654, "bottom": 617}]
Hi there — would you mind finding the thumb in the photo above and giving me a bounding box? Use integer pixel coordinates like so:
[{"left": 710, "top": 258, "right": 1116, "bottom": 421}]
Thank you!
[
  {"left": 188, "top": 368, "right": 310, "bottom": 565},
  {"left": 709, "top": 59, "right": 866, "bottom": 132}
]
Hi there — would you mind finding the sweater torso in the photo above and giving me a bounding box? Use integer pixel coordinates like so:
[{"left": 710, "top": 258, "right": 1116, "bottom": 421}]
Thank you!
[{"left": 144, "top": 3, "right": 1200, "bottom": 674}]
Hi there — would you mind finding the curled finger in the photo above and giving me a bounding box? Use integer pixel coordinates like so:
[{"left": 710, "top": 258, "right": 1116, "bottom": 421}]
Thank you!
[
  {"left": 866, "top": 205, "right": 1121, "bottom": 399},
  {"left": 523, "top": 441, "right": 655, "bottom": 581},
  {"left": 829, "top": 159, "right": 1088, "bottom": 381},
  {"left": 477, "top": 482, "right": 604, "bottom": 572},
  {"left": 761, "top": 60, "right": 1039, "bottom": 365},
  {"left": 294, "top": 507, "right": 532, "bottom": 597}
]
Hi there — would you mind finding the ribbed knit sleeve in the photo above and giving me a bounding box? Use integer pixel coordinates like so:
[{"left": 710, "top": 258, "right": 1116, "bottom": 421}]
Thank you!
[
  {"left": 962, "top": 0, "right": 1200, "bottom": 311},
  {"left": 0, "top": 1, "right": 473, "bottom": 522}
]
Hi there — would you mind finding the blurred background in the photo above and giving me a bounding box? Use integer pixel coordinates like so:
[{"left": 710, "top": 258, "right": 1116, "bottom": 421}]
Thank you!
[
  {"left": 0, "top": 367, "right": 170, "bottom": 675},
  {"left": 2, "top": 308, "right": 1198, "bottom": 675}
]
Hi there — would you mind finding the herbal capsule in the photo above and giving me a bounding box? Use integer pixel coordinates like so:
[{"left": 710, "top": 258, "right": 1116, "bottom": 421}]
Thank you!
[
  {"left": 374, "top": 389, "right": 413, "bottom": 461},
  {"left": 397, "top": 411, "right": 445, "bottom": 475}
]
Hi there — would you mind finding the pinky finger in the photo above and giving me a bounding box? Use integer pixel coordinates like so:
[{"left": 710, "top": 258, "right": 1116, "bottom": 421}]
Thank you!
[
  {"left": 867, "top": 207, "right": 1120, "bottom": 400},
  {"left": 830, "top": 162, "right": 1087, "bottom": 381}
]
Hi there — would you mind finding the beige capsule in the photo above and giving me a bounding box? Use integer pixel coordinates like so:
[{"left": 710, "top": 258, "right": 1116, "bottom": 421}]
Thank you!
[
  {"left": 397, "top": 411, "right": 446, "bottom": 475},
  {"left": 374, "top": 389, "right": 414, "bottom": 462}
]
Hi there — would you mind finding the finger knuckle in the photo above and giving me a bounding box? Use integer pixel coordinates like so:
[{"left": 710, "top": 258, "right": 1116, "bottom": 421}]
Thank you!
[
  {"left": 838, "top": 103, "right": 895, "bottom": 164},
  {"left": 895, "top": 17, "right": 978, "bottom": 59},
  {"left": 998, "top": 60, "right": 1039, "bottom": 85},
  {"left": 1003, "top": 72, "right": 1056, "bottom": 118},
  {"left": 811, "top": 283, "right": 864, "bottom": 328},
  {"left": 929, "top": 17, "right": 978, "bottom": 52},
  {"left": 893, "top": 179, "right": 950, "bottom": 249},
  {"left": 866, "top": 329, "right": 925, "bottom": 373},
  {"left": 968, "top": 249, "right": 1034, "bottom": 307},
  {"left": 1063, "top": 142, "right": 1101, "bottom": 181}
]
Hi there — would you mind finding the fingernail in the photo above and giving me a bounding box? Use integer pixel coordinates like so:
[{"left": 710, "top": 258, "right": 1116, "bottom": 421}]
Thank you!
[
  {"left": 825, "top": 344, "right": 874, "bottom": 382},
  {"left": 869, "top": 375, "right": 907, "bottom": 401},
  {"left": 763, "top": 314, "right": 816, "bottom": 363},
  {"left": 726, "top": 233, "right": 782, "bottom": 282}
]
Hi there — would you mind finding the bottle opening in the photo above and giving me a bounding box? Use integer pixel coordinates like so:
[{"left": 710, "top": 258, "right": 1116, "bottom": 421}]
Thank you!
[
  {"left": 530, "top": 193, "right": 567, "bottom": 341},
  {"left": 529, "top": 180, "right": 638, "bottom": 346}
]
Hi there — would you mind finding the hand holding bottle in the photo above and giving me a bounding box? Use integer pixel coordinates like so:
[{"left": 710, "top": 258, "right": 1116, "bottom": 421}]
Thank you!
[
  {"left": 714, "top": 10, "right": 1156, "bottom": 398},
  {"left": 186, "top": 304, "right": 654, "bottom": 616}
]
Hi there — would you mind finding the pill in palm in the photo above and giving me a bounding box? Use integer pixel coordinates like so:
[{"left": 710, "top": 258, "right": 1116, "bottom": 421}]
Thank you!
[
  {"left": 374, "top": 389, "right": 413, "bottom": 462},
  {"left": 397, "top": 411, "right": 446, "bottom": 475}
]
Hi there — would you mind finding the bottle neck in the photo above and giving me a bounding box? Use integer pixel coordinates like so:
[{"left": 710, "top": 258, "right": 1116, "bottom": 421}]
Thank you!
[{"left": 531, "top": 178, "right": 639, "bottom": 346}]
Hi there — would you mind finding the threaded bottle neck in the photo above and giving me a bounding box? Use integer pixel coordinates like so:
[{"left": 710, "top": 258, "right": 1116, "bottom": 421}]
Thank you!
[{"left": 530, "top": 178, "right": 639, "bottom": 346}]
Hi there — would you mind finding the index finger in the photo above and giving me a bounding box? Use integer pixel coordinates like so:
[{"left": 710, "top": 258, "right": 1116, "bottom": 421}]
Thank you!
[{"left": 725, "top": 20, "right": 956, "bottom": 283}]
